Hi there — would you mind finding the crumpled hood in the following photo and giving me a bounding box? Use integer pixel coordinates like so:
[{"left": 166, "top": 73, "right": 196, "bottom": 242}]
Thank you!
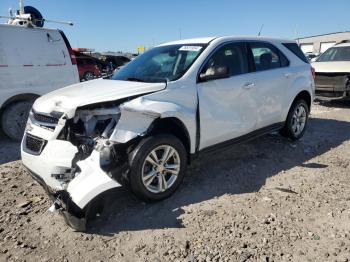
[
  {"left": 33, "top": 79, "right": 166, "bottom": 117},
  {"left": 312, "top": 61, "right": 350, "bottom": 73}
]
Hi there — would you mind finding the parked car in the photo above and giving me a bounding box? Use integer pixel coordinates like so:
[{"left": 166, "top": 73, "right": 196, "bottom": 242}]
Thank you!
[
  {"left": 102, "top": 53, "right": 131, "bottom": 70},
  {"left": 312, "top": 42, "right": 350, "bottom": 99},
  {"left": 76, "top": 56, "right": 101, "bottom": 81},
  {"left": 304, "top": 52, "right": 320, "bottom": 61},
  {"left": 21, "top": 36, "right": 315, "bottom": 230},
  {"left": 0, "top": 23, "right": 79, "bottom": 140}
]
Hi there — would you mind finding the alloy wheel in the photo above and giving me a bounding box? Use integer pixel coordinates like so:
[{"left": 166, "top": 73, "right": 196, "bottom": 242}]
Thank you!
[
  {"left": 85, "top": 72, "right": 94, "bottom": 81},
  {"left": 291, "top": 104, "right": 307, "bottom": 136},
  {"left": 141, "top": 145, "right": 181, "bottom": 193}
]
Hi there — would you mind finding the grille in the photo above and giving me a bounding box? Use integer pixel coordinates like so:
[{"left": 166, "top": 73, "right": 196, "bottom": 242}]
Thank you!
[
  {"left": 315, "top": 73, "right": 348, "bottom": 88},
  {"left": 24, "top": 134, "right": 47, "bottom": 155},
  {"left": 33, "top": 112, "right": 59, "bottom": 125}
]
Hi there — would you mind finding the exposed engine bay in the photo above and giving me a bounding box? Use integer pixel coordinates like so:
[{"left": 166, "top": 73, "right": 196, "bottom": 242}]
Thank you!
[
  {"left": 59, "top": 104, "right": 122, "bottom": 168},
  {"left": 57, "top": 101, "right": 153, "bottom": 186}
]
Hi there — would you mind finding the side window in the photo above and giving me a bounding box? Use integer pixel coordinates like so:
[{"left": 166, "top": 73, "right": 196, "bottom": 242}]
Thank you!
[
  {"left": 77, "top": 59, "right": 84, "bottom": 66},
  {"left": 280, "top": 51, "right": 290, "bottom": 67},
  {"left": 202, "top": 43, "right": 248, "bottom": 77},
  {"left": 249, "top": 42, "right": 288, "bottom": 71}
]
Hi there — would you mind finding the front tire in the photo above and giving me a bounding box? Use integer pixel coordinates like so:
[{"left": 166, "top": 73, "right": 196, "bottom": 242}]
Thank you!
[
  {"left": 128, "top": 134, "right": 187, "bottom": 202},
  {"left": 84, "top": 71, "right": 95, "bottom": 81},
  {"left": 281, "top": 99, "right": 309, "bottom": 141},
  {"left": 1, "top": 101, "right": 33, "bottom": 141}
]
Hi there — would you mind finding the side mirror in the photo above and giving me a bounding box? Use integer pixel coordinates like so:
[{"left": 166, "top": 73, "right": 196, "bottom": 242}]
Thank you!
[
  {"left": 310, "top": 57, "right": 318, "bottom": 63},
  {"left": 199, "top": 66, "right": 229, "bottom": 82}
]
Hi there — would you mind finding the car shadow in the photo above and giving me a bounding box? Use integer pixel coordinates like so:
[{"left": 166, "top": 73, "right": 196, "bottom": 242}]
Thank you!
[
  {"left": 315, "top": 99, "right": 350, "bottom": 108},
  {"left": 87, "top": 116, "right": 350, "bottom": 236},
  {"left": 0, "top": 133, "right": 20, "bottom": 165}
]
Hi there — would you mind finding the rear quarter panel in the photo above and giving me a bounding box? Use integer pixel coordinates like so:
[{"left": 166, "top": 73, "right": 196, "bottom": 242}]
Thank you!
[
  {"left": 277, "top": 42, "right": 314, "bottom": 121},
  {"left": 280, "top": 64, "right": 314, "bottom": 121}
]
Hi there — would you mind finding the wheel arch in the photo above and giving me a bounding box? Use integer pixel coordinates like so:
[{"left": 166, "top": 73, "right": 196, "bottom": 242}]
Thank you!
[
  {"left": 84, "top": 71, "right": 94, "bottom": 76},
  {"left": 0, "top": 93, "right": 40, "bottom": 125},
  {"left": 0, "top": 94, "right": 38, "bottom": 140},
  {"left": 293, "top": 90, "right": 312, "bottom": 111},
  {"left": 148, "top": 117, "right": 192, "bottom": 162},
  {"left": 283, "top": 90, "right": 312, "bottom": 123},
  {"left": 1, "top": 93, "right": 39, "bottom": 112}
]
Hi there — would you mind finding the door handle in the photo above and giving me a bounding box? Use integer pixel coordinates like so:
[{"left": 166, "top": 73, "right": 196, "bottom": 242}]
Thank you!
[
  {"left": 242, "top": 82, "right": 255, "bottom": 89},
  {"left": 284, "top": 73, "right": 292, "bottom": 78}
]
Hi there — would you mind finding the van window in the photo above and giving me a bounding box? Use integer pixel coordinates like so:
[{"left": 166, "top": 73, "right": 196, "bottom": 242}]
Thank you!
[
  {"left": 202, "top": 43, "right": 248, "bottom": 77},
  {"left": 249, "top": 42, "right": 288, "bottom": 71}
]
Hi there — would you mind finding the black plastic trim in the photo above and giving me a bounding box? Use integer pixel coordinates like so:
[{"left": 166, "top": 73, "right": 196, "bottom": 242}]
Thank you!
[
  {"left": 196, "top": 122, "right": 284, "bottom": 155},
  {"left": 58, "top": 30, "right": 72, "bottom": 49}
]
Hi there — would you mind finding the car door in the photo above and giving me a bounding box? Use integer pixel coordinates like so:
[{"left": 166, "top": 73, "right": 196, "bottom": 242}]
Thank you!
[
  {"left": 197, "top": 42, "right": 258, "bottom": 150},
  {"left": 246, "top": 42, "right": 291, "bottom": 128}
]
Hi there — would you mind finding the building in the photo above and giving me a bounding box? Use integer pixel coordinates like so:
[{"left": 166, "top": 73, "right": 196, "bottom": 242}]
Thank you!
[{"left": 297, "top": 31, "right": 350, "bottom": 54}]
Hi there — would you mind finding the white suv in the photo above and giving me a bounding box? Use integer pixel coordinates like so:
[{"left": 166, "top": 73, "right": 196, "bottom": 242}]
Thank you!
[{"left": 21, "top": 36, "right": 315, "bottom": 230}]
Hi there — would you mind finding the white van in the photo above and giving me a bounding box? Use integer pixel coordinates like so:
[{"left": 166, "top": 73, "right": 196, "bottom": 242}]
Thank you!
[{"left": 0, "top": 24, "right": 79, "bottom": 140}]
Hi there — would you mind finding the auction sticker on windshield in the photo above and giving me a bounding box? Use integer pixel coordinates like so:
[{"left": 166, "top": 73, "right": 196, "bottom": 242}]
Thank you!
[{"left": 179, "top": 46, "right": 203, "bottom": 52}]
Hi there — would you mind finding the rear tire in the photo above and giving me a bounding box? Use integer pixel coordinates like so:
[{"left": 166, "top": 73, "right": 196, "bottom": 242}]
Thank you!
[
  {"left": 280, "top": 99, "right": 309, "bottom": 141},
  {"left": 1, "top": 101, "right": 33, "bottom": 141},
  {"left": 128, "top": 134, "right": 187, "bottom": 202}
]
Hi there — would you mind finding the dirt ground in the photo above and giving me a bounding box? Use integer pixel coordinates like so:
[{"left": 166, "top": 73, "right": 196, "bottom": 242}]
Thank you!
[{"left": 0, "top": 101, "right": 350, "bottom": 262}]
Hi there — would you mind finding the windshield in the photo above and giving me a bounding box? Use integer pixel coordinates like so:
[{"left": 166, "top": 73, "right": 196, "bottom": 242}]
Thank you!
[
  {"left": 317, "top": 46, "right": 350, "bottom": 62},
  {"left": 112, "top": 44, "right": 206, "bottom": 83}
]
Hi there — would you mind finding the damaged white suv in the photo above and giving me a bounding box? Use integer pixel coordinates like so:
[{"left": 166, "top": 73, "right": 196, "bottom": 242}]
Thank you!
[{"left": 21, "top": 36, "right": 315, "bottom": 230}]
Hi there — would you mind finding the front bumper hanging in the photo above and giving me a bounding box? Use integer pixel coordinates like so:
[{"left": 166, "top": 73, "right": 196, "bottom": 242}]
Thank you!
[{"left": 25, "top": 167, "right": 87, "bottom": 231}]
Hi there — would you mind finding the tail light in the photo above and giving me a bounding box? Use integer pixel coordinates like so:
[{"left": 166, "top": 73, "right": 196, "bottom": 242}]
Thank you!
[
  {"left": 311, "top": 67, "right": 316, "bottom": 79},
  {"left": 68, "top": 49, "right": 77, "bottom": 65}
]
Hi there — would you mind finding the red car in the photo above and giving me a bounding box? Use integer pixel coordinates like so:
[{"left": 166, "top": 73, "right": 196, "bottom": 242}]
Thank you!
[{"left": 76, "top": 57, "right": 101, "bottom": 81}]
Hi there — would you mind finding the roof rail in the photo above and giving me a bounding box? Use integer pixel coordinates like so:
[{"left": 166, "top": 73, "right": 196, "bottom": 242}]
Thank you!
[{"left": 338, "top": 40, "right": 350, "bottom": 44}]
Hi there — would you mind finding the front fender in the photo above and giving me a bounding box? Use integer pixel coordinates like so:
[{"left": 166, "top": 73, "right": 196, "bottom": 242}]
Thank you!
[{"left": 109, "top": 96, "right": 197, "bottom": 153}]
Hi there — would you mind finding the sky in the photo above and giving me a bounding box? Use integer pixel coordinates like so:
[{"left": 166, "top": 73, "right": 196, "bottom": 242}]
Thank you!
[{"left": 1, "top": 0, "right": 349, "bottom": 53}]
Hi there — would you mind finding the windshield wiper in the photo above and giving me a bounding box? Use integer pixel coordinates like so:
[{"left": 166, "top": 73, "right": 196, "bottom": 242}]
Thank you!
[{"left": 125, "top": 77, "right": 147, "bottom": 82}]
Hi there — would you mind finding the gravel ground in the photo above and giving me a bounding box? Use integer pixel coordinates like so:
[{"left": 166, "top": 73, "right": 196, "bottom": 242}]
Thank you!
[{"left": 1, "top": 101, "right": 350, "bottom": 262}]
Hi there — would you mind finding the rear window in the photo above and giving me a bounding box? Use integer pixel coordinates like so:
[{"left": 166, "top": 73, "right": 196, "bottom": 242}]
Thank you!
[{"left": 283, "top": 43, "right": 309, "bottom": 63}]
